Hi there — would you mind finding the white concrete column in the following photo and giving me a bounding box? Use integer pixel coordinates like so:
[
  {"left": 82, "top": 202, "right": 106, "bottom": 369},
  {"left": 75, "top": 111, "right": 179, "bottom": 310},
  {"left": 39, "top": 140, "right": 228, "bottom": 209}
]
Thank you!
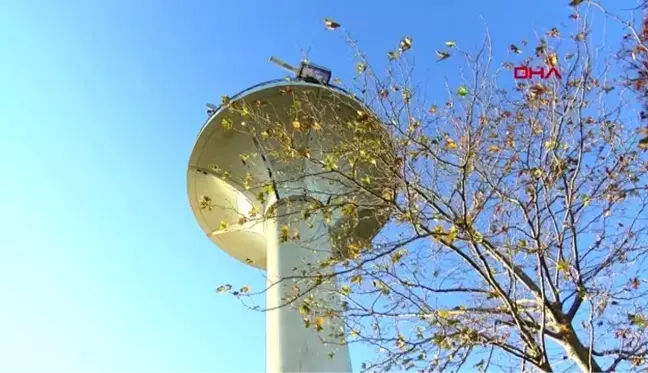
[{"left": 265, "top": 197, "right": 351, "bottom": 373}]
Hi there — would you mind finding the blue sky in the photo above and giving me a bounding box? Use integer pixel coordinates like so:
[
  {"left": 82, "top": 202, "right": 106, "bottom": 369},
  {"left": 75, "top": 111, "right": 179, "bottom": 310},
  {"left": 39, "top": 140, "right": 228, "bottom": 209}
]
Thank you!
[{"left": 0, "top": 0, "right": 635, "bottom": 372}]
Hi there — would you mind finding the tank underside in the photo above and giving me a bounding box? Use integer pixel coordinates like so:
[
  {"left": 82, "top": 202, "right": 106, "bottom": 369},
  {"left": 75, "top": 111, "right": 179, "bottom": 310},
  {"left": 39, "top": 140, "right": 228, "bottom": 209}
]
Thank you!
[{"left": 187, "top": 80, "right": 390, "bottom": 269}]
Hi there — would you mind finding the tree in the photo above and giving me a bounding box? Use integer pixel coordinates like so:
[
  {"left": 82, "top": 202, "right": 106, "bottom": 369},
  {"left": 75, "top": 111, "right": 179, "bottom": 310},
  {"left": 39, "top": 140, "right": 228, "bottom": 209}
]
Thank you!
[{"left": 211, "top": 2, "right": 648, "bottom": 372}]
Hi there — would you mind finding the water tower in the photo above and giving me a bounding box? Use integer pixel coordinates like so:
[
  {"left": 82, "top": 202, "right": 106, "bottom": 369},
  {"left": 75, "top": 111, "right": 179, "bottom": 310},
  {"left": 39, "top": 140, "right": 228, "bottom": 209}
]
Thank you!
[{"left": 187, "top": 58, "right": 390, "bottom": 372}]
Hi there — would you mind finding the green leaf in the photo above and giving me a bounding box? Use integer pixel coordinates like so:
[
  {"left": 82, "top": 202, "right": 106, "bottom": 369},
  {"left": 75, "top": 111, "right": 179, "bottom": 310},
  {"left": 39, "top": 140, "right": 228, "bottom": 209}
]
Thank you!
[
  {"left": 263, "top": 183, "right": 275, "bottom": 194},
  {"left": 323, "top": 154, "right": 338, "bottom": 170},
  {"left": 299, "top": 303, "right": 311, "bottom": 316},
  {"left": 457, "top": 86, "right": 468, "bottom": 97},
  {"left": 280, "top": 225, "right": 290, "bottom": 242},
  {"left": 629, "top": 313, "right": 648, "bottom": 328}
]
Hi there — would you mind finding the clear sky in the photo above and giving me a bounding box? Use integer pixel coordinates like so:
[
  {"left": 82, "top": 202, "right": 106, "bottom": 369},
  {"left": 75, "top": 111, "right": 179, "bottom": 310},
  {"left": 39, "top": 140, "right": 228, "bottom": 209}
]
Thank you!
[{"left": 0, "top": 0, "right": 633, "bottom": 372}]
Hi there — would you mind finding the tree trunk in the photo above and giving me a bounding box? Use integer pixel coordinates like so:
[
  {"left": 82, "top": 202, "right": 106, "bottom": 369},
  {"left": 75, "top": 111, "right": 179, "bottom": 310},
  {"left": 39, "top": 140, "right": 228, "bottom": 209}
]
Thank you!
[{"left": 559, "top": 327, "right": 603, "bottom": 373}]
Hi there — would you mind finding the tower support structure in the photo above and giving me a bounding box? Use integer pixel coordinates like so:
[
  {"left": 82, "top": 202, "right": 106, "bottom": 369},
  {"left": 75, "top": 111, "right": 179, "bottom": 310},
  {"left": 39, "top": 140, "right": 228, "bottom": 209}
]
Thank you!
[
  {"left": 187, "top": 77, "right": 390, "bottom": 373},
  {"left": 265, "top": 197, "right": 351, "bottom": 372}
]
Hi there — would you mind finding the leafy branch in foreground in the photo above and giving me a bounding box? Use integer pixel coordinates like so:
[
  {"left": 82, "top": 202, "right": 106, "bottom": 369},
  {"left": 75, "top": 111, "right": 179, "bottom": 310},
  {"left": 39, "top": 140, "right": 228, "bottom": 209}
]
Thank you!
[{"left": 213, "top": 3, "right": 648, "bottom": 372}]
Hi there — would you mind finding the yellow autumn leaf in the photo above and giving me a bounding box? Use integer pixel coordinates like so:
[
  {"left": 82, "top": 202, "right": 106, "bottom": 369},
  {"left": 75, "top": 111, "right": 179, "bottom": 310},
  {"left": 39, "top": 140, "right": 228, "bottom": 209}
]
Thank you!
[
  {"left": 314, "top": 316, "right": 325, "bottom": 332},
  {"left": 396, "top": 335, "right": 406, "bottom": 349},
  {"left": 399, "top": 36, "right": 412, "bottom": 52},
  {"left": 243, "top": 173, "right": 253, "bottom": 190},
  {"left": 356, "top": 110, "right": 369, "bottom": 120},
  {"left": 391, "top": 250, "right": 405, "bottom": 264},
  {"left": 557, "top": 260, "right": 569, "bottom": 273},
  {"left": 446, "top": 225, "right": 458, "bottom": 243},
  {"left": 241, "top": 106, "right": 250, "bottom": 116},
  {"left": 639, "top": 137, "right": 648, "bottom": 150},
  {"left": 342, "top": 204, "right": 356, "bottom": 216},
  {"left": 198, "top": 195, "right": 213, "bottom": 211},
  {"left": 548, "top": 27, "right": 560, "bottom": 38}
]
